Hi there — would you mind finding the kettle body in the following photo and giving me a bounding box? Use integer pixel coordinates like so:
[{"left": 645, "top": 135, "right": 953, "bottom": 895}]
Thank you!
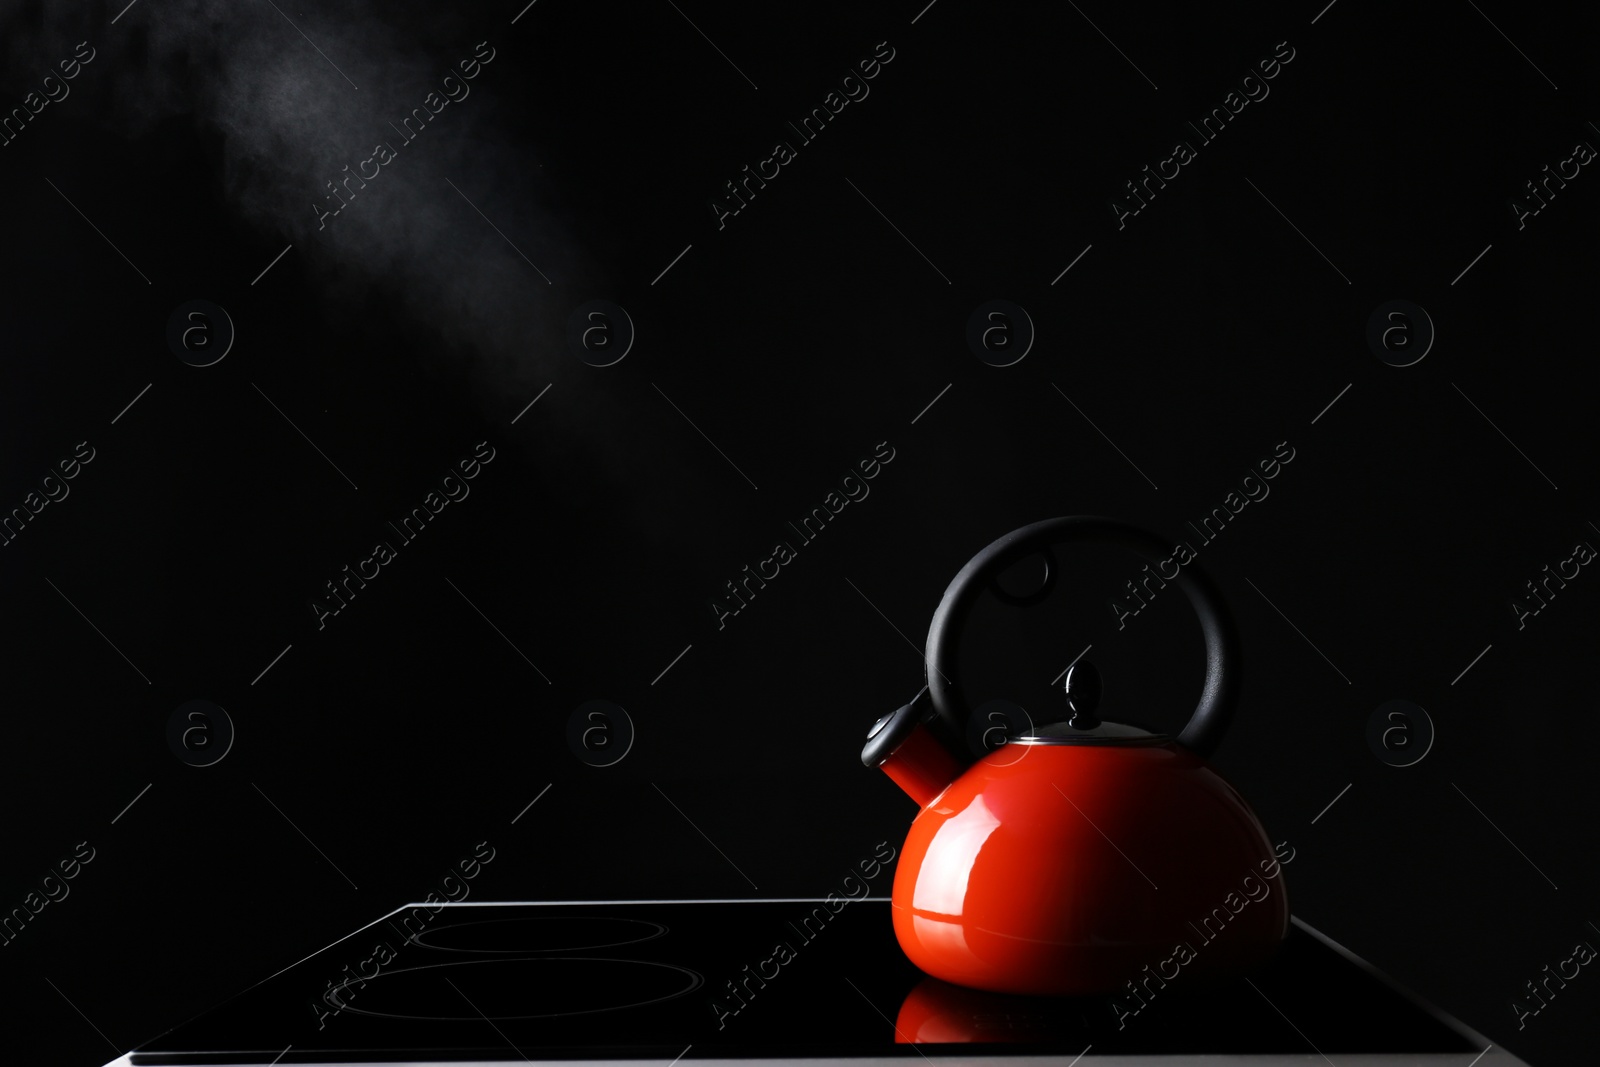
[
  {"left": 892, "top": 740, "right": 1288, "bottom": 996},
  {"left": 862, "top": 516, "right": 1288, "bottom": 996}
]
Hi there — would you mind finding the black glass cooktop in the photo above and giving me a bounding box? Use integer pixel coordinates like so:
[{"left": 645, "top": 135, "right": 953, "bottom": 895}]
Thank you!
[{"left": 129, "top": 900, "right": 1477, "bottom": 1063}]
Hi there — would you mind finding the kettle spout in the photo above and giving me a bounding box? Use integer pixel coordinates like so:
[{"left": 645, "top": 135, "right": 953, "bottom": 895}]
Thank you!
[{"left": 861, "top": 688, "right": 969, "bottom": 807}]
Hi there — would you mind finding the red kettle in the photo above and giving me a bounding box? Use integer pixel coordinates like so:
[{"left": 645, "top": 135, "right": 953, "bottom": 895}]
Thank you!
[{"left": 860, "top": 516, "right": 1288, "bottom": 997}]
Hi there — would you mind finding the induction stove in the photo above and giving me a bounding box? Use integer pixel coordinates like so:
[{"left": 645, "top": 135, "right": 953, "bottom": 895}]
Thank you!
[{"left": 105, "top": 900, "right": 1522, "bottom": 1066}]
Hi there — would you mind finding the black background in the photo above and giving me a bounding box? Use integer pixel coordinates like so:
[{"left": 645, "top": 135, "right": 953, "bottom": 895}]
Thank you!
[{"left": 1, "top": 0, "right": 1597, "bottom": 1064}]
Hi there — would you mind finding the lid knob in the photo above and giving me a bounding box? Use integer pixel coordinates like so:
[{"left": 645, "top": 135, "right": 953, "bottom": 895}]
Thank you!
[{"left": 1063, "top": 661, "right": 1102, "bottom": 730}]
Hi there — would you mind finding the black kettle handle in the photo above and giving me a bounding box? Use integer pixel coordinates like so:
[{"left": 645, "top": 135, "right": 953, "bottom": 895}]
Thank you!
[{"left": 924, "top": 516, "right": 1241, "bottom": 759}]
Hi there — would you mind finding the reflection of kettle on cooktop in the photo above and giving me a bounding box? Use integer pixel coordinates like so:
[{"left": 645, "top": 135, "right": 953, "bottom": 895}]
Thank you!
[
  {"left": 895, "top": 976, "right": 1078, "bottom": 1044},
  {"left": 861, "top": 516, "right": 1289, "bottom": 997}
]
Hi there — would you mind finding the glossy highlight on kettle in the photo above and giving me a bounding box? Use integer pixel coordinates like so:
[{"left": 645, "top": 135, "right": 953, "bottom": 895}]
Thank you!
[{"left": 861, "top": 516, "right": 1288, "bottom": 996}]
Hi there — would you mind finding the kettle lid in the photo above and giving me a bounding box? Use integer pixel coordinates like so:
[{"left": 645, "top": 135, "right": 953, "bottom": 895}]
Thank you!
[
  {"left": 1011, "top": 661, "right": 1168, "bottom": 746},
  {"left": 1011, "top": 719, "right": 1167, "bottom": 745}
]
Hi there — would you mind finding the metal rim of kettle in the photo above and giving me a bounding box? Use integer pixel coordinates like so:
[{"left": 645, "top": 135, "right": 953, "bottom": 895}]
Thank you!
[{"left": 923, "top": 516, "right": 1242, "bottom": 760}]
